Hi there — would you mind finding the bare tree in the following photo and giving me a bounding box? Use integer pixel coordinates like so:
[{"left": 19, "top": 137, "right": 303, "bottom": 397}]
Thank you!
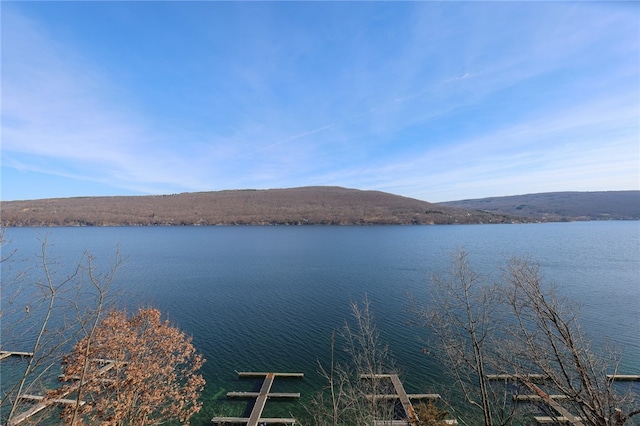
[
  {"left": 65, "top": 253, "right": 119, "bottom": 425},
  {"left": 53, "top": 307, "right": 205, "bottom": 426},
  {"left": 1, "top": 233, "right": 202, "bottom": 425},
  {"left": 501, "top": 257, "right": 640, "bottom": 425},
  {"left": 1, "top": 234, "right": 118, "bottom": 425},
  {"left": 308, "top": 297, "right": 396, "bottom": 426},
  {"left": 413, "top": 250, "right": 519, "bottom": 426},
  {"left": 414, "top": 250, "right": 640, "bottom": 425}
]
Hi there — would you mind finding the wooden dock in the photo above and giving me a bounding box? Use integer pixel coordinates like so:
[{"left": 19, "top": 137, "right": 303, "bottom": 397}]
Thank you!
[
  {"left": 248, "top": 373, "right": 276, "bottom": 426},
  {"left": 522, "top": 382, "right": 584, "bottom": 426},
  {"left": 212, "top": 372, "right": 303, "bottom": 426},
  {"left": 362, "top": 373, "right": 457, "bottom": 426},
  {"left": 8, "top": 359, "right": 116, "bottom": 426},
  {"left": 362, "top": 374, "right": 420, "bottom": 425},
  {"left": 487, "top": 373, "right": 584, "bottom": 426}
]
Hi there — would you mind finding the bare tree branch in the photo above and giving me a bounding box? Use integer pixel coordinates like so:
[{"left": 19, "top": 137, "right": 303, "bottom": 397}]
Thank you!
[{"left": 413, "top": 250, "right": 639, "bottom": 425}]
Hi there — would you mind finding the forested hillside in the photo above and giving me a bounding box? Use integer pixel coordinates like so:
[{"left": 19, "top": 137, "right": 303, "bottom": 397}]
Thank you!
[
  {"left": 4, "top": 188, "right": 636, "bottom": 227},
  {"left": 1, "top": 187, "right": 519, "bottom": 227}
]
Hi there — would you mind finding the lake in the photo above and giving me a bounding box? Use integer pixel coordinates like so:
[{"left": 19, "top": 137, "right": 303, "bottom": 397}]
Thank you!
[{"left": 2, "top": 222, "right": 639, "bottom": 424}]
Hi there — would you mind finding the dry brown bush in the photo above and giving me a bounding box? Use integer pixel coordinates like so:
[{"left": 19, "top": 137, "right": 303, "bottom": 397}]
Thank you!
[{"left": 52, "top": 308, "right": 205, "bottom": 426}]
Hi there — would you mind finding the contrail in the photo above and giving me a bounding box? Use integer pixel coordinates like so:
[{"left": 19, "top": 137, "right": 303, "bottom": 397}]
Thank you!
[{"left": 241, "top": 122, "right": 336, "bottom": 157}]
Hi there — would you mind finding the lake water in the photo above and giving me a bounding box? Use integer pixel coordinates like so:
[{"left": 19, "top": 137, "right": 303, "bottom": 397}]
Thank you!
[{"left": 2, "top": 222, "right": 639, "bottom": 424}]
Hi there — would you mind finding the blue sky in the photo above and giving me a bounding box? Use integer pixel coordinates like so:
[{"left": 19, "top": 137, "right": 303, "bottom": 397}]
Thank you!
[{"left": 1, "top": 2, "right": 638, "bottom": 202}]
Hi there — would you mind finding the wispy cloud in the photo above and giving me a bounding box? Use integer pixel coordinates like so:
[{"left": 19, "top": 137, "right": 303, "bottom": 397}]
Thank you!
[
  {"left": 1, "top": 2, "right": 637, "bottom": 201},
  {"left": 240, "top": 123, "right": 337, "bottom": 158},
  {"left": 2, "top": 8, "right": 221, "bottom": 195},
  {"left": 304, "top": 86, "right": 638, "bottom": 202}
]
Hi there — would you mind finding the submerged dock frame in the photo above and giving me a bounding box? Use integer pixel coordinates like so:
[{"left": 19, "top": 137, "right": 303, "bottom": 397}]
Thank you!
[
  {"left": 212, "top": 372, "right": 303, "bottom": 426},
  {"left": 5, "top": 358, "right": 118, "bottom": 426},
  {"left": 487, "top": 374, "right": 585, "bottom": 426},
  {"left": 361, "top": 373, "right": 457, "bottom": 426}
]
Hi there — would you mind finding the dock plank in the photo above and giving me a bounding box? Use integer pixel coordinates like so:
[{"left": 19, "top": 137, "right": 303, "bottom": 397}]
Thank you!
[
  {"left": 362, "top": 373, "right": 460, "bottom": 425},
  {"left": 0, "top": 351, "right": 34, "bottom": 360},
  {"left": 389, "top": 374, "right": 417, "bottom": 422},
  {"left": 534, "top": 416, "right": 583, "bottom": 424},
  {"left": 246, "top": 372, "right": 275, "bottom": 426},
  {"left": 521, "top": 381, "right": 584, "bottom": 426},
  {"left": 486, "top": 374, "right": 548, "bottom": 382},
  {"left": 227, "top": 391, "right": 300, "bottom": 398},
  {"left": 360, "top": 373, "right": 395, "bottom": 379},
  {"left": 607, "top": 374, "right": 640, "bottom": 381},
  {"left": 19, "top": 395, "right": 85, "bottom": 406},
  {"left": 513, "top": 394, "right": 568, "bottom": 401},
  {"left": 8, "top": 360, "right": 116, "bottom": 425},
  {"left": 361, "top": 374, "right": 420, "bottom": 421},
  {"left": 238, "top": 372, "right": 303, "bottom": 378},
  {"left": 367, "top": 393, "right": 440, "bottom": 401},
  {"left": 211, "top": 417, "right": 297, "bottom": 424}
]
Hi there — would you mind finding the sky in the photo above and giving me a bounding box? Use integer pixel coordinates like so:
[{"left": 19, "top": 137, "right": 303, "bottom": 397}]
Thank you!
[{"left": 1, "top": 2, "right": 638, "bottom": 203}]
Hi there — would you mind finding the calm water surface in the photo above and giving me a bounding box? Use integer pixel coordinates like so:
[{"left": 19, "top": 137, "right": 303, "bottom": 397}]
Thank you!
[{"left": 2, "top": 222, "right": 639, "bottom": 423}]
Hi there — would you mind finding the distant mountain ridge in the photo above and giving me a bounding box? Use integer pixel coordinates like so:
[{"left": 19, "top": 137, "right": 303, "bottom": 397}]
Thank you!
[
  {"left": 440, "top": 191, "right": 640, "bottom": 221},
  {"left": 1, "top": 186, "right": 519, "bottom": 227}
]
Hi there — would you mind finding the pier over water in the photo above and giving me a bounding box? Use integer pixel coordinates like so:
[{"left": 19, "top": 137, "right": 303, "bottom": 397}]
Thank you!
[{"left": 212, "top": 372, "right": 303, "bottom": 426}]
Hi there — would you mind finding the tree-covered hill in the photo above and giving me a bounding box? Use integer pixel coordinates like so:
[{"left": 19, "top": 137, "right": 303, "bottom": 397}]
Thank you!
[
  {"left": 1, "top": 186, "right": 520, "bottom": 227},
  {"left": 4, "top": 187, "right": 636, "bottom": 227}
]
